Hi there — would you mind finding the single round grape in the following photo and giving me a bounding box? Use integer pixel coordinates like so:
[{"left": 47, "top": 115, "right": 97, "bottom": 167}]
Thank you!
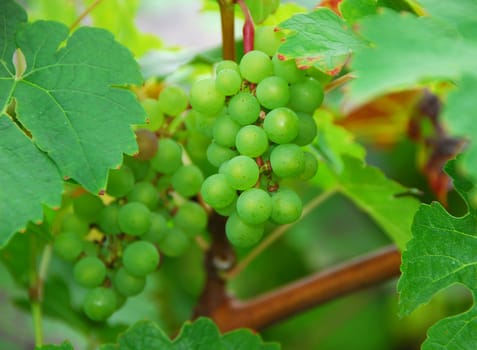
[
  {"left": 73, "top": 256, "right": 106, "bottom": 288},
  {"left": 200, "top": 173, "right": 237, "bottom": 209},
  {"left": 288, "top": 78, "right": 324, "bottom": 113},
  {"left": 151, "top": 138, "right": 182, "bottom": 174},
  {"left": 106, "top": 166, "right": 135, "bottom": 198},
  {"left": 189, "top": 78, "right": 225, "bottom": 115},
  {"left": 126, "top": 182, "right": 159, "bottom": 210},
  {"left": 215, "top": 68, "right": 242, "bottom": 96},
  {"left": 228, "top": 92, "right": 261, "bottom": 126},
  {"left": 226, "top": 212, "right": 264, "bottom": 247},
  {"left": 254, "top": 25, "right": 285, "bottom": 56},
  {"left": 236, "top": 188, "right": 272, "bottom": 224},
  {"left": 114, "top": 267, "right": 146, "bottom": 297},
  {"left": 118, "top": 202, "right": 151, "bottom": 236},
  {"left": 299, "top": 152, "right": 319, "bottom": 181},
  {"left": 256, "top": 76, "right": 290, "bottom": 110},
  {"left": 212, "top": 114, "right": 241, "bottom": 148},
  {"left": 270, "top": 143, "right": 305, "bottom": 178},
  {"left": 206, "top": 142, "right": 238, "bottom": 168},
  {"left": 235, "top": 125, "right": 268, "bottom": 157},
  {"left": 293, "top": 112, "right": 317, "bottom": 146},
  {"left": 263, "top": 107, "right": 299, "bottom": 144},
  {"left": 155, "top": 174, "right": 172, "bottom": 193},
  {"left": 173, "top": 201, "right": 208, "bottom": 237},
  {"left": 171, "top": 165, "right": 204, "bottom": 198},
  {"left": 193, "top": 111, "right": 216, "bottom": 138},
  {"left": 73, "top": 192, "right": 104, "bottom": 223},
  {"left": 123, "top": 241, "right": 160, "bottom": 277},
  {"left": 270, "top": 188, "right": 303, "bottom": 224},
  {"left": 123, "top": 155, "right": 150, "bottom": 181},
  {"left": 140, "top": 98, "right": 164, "bottom": 131},
  {"left": 221, "top": 155, "right": 259, "bottom": 190},
  {"left": 272, "top": 55, "right": 305, "bottom": 84},
  {"left": 158, "top": 227, "right": 190, "bottom": 257},
  {"left": 83, "top": 287, "right": 117, "bottom": 321},
  {"left": 216, "top": 60, "right": 240, "bottom": 74},
  {"left": 98, "top": 204, "right": 121, "bottom": 234},
  {"left": 214, "top": 197, "right": 237, "bottom": 217},
  {"left": 134, "top": 129, "right": 158, "bottom": 160},
  {"left": 239, "top": 50, "right": 273, "bottom": 83},
  {"left": 60, "top": 213, "right": 89, "bottom": 236},
  {"left": 142, "top": 212, "right": 168, "bottom": 243},
  {"left": 53, "top": 232, "right": 83, "bottom": 262},
  {"left": 158, "top": 85, "right": 188, "bottom": 116}
]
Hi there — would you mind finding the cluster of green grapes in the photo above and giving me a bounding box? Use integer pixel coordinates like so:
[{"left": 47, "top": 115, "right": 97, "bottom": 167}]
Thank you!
[
  {"left": 189, "top": 50, "right": 322, "bottom": 248},
  {"left": 52, "top": 86, "right": 209, "bottom": 321}
]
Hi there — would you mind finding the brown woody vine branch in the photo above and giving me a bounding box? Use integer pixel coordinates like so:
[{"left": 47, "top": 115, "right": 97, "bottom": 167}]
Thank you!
[{"left": 218, "top": 0, "right": 236, "bottom": 61}]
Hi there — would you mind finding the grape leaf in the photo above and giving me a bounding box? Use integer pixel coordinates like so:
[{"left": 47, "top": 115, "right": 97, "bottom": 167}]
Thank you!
[
  {"left": 339, "top": 0, "right": 377, "bottom": 24},
  {"left": 0, "top": 117, "right": 62, "bottom": 246},
  {"left": 100, "top": 317, "right": 280, "bottom": 350},
  {"left": 277, "top": 8, "right": 366, "bottom": 74},
  {"left": 398, "top": 161, "right": 477, "bottom": 349},
  {"left": 35, "top": 342, "right": 74, "bottom": 350}
]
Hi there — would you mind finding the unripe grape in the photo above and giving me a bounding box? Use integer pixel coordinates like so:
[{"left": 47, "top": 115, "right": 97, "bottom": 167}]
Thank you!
[
  {"left": 215, "top": 68, "right": 242, "bottom": 96},
  {"left": 288, "top": 78, "right": 324, "bottom": 113},
  {"left": 263, "top": 107, "right": 299, "bottom": 144},
  {"left": 256, "top": 76, "right": 290, "bottom": 109},
  {"left": 254, "top": 25, "right": 285, "bottom": 56},
  {"left": 299, "top": 152, "right": 319, "bottom": 181},
  {"left": 212, "top": 114, "right": 241, "bottom": 148},
  {"left": 83, "top": 287, "right": 117, "bottom": 321},
  {"left": 106, "top": 166, "right": 135, "bottom": 198},
  {"left": 98, "top": 204, "right": 121, "bottom": 234},
  {"left": 73, "top": 256, "right": 106, "bottom": 288},
  {"left": 53, "top": 232, "right": 83, "bottom": 261},
  {"left": 272, "top": 55, "right": 305, "bottom": 84},
  {"left": 173, "top": 201, "right": 208, "bottom": 237},
  {"left": 270, "top": 143, "right": 305, "bottom": 178},
  {"left": 215, "top": 60, "right": 239, "bottom": 74},
  {"left": 126, "top": 181, "right": 159, "bottom": 210},
  {"left": 190, "top": 78, "right": 225, "bottom": 115},
  {"left": 226, "top": 212, "right": 264, "bottom": 247},
  {"left": 158, "top": 227, "right": 190, "bottom": 257},
  {"left": 114, "top": 267, "right": 146, "bottom": 297},
  {"left": 221, "top": 155, "right": 259, "bottom": 190},
  {"left": 142, "top": 212, "right": 168, "bottom": 243},
  {"left": 235, "top": 125, "right": 268, "bottom": 157},
  {"left": 270, "top": 188, "right": 303, "bottom": 224},
  {"left": 118, "top": 202, "right": 151, "bottom": 236},
  {"left": 73, "top": 192, "right": 104, "bottom": 223},
  {"left": 171, "top": 164, "right": 204, "bottom": 198},
  {"left": 123, "top": 241, "right": 160, "bottom": 277},
  {"left": 60, "top": 213, "right": 89, "bottom": 236},
  {"left": 236, "top": 188, "right": 272, "bottom": 224},
  {"left": 239, "top": 50, "right": 273, "bottom": 83},
  {"left": 206, "top": 142, "right": 238, "bottom": 168},
  {"left": 293, "top": 112, "right": 317, "bottom": 146},
  {"left": 123, "top": 155, "right": 150, "bottom": 181},
  {"left": 151, "top": 138, "right": 182, "bottom": 174},
  {"left": 158, "top": 85, "right": 188, "bottom": 116},
  {"left": 141, "top": 98, "right": 164, "bottom": 131},
  {"left": 228, "top": 92, "right": 261, "bottom": 126},
  {"left": 200, "top": 173, "right": 237, "bottom": 209},
  {"left": 134, "top": 129, "right": 158, "bottom": 160}
]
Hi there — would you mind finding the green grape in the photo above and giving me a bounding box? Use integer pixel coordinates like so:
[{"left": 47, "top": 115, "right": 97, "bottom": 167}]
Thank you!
[
  {"left": 156, "top": 174, "right": 172, "bottom": 193},
  {"left": 235, "top": 125, "right": 268, "bottom": 157},
  {"left": 60, "top": 213, "right": 89, "bottom": 236},
  {"left": 270, "top": 143, "right": 305, "bottom": 178},
  {"left": 214, "top": 197, "right": 237, "bottom": 217},
  {"left": 73, "top": 192, "right": 104, "bottom": 223},
  {"left": 83, "top": 287, "right": 117, "bottom": 321},
  {"left": 206, "top": 142, "right": 238, "bottom": 168},
  {"left": 215, "top": 68, "right": 242, "bottom": 96},
  {"left": 98, "top": 204, "right": 121, "bottom": 234},
  {"left": 123, "top": 241, "right": 160, "bottom": 277},
  {"left": 272, "top": 55, "right": 305, "bottom": 84},
  {"left": 53, "top": 232, "right": 83, "bottom": 262},
  {"left": 140, "top": 98, "right": 164, "bottom": 131},
  {"left": 192, "top": 111, "right": 216, "bottom": 138},
  {"left": 221, "top": 155, "right": 259, "bottom": 190},
  {"left": 299, "top": 152, "right": 319, "bottom": 181},
  {"left": 171, "top": 164, "right": 204, "bottom": 198},
  {"left": 239, "top": 50, "right": 273, "bottom": 83},
  {"left": 236, "top": 188, "right": 272, "bottom": 224},
  {"left": 123, "top": 155, "right": 150, "bottom": 181},
  {"left": 151, "top": 138, "right": 183, "bottom": 174},
  {"left": 114, "top": 267, "right": 146, "bottom": 297},
  {"left": 256, "top": 76, "right": 290, "bottom": 110},
  {"left": 270, "top": 188, "right": 303, "bottom": 224},
  {"left": 215, "top": 60, "right": 239, "bottom": 74},
  {"left": 73, "top": 256, "right": 106, "bottom": 288},
  {"left": 212, "top": 114, "right": 241, "bottom": 148},
  {"left": 142, "top": 212, "right": 168, "bottom": 243},
  {"left": 126, "top": 182, "right": 159, "bottom": 210},
  {"left": 173, "top": 201, "right": 207, "bottom": 237},
  {"left": 225, "top": 212, "right": 264, "bottom": 247},
  {"left": 134, "top": 129, "right": 158, "bottom": 161},
  {"left": 228, "top": 92, "right": 261, "bottom": 126},
  {"left": 200, "top": 173, "right": 237, "bottom": 209},
  {"left": 263, "top": 107, "right": 299, "bottom": 144},
  {"left": 288, "top": 78, "right": 324, "bottom": 113},
  {"left": 106, "top": 166, "right": 135, "bottom": 198},
  {"left": 293, "top": 112, "right": 317, "bottom": 146},
  {"left": 189, "top": 78, "right": 225, "bottom": 115},
  {"left": 118, "top": 202, "right": 151, "bottom": 236},
  {"left": 158, "top": 227, "right": 190, "bottom": 257},
  {"left": 158, "top": 85, "right": 188, "bottom": 116},
  {"left": 254, "top": 25, "right": 285, "bottom": 56}
]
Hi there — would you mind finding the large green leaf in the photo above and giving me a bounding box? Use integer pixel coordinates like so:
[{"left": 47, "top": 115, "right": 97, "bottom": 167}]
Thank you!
[
  {"left": 35, "top": 342, "right": 74, "bottom": 350},
  {"left": 398, "top": 162, "right": 477, "bottom": 349},
  {"left": 277, "top": 8, "right": 366, "bottom": 74},
  {"left": 100, "top": 317, "right": 280, "bottom": 350}
]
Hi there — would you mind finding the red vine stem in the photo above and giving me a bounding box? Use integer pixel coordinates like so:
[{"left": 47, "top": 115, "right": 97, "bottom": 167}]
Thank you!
[
  {"left": 210, "top": 245, "right": 401, "bottom": 332},
  {"left": 235, "top": 0, "right": 254, "bottom": 53}
]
